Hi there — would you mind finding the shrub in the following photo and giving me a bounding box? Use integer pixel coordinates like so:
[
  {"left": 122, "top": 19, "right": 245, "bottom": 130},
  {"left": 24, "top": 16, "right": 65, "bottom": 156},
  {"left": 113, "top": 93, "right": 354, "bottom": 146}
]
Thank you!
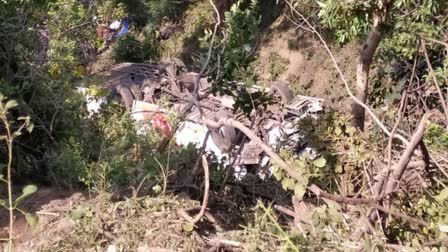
[
  {"left": 112, "top": 31, "right": 161, "bottom": 63},
  {"left": 147, "top": 0, "right": 185, "bottom": 24},
  {"left": 112, "top": 34, "right": 145, "bottom": 63}
]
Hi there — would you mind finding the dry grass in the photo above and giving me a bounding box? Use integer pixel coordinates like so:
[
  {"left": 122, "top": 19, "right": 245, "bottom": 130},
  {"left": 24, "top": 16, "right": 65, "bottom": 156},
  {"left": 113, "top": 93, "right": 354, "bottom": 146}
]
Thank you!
[{"left": 26, "top": 192, "right": 292, "bottom": 252}]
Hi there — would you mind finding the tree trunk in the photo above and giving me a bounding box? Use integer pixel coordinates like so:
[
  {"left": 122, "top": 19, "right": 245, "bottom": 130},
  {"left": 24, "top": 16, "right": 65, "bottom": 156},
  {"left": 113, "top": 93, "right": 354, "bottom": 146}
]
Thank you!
[{"left": 351, "top": 18, "right": 382, "bottom": 130}]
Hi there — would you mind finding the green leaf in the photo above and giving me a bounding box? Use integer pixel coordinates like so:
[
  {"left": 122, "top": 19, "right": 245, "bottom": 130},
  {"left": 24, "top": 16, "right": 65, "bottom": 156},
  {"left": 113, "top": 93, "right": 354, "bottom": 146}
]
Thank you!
[
  {"left": 4, "top": 100, "right": 18, "bottom": 111},
  {"left": 182, "top": 223, "right": 194, "bottom": 232},
  {"left": 294, "top": 184, "right": 306, "bottom": 198},
  {"left": 71, "top": 206, "right": 87, "bottom": 220},
  {"left": 22, "top": 184, "right": 38, "bottom": 196},
  {"left": 14, "top": 185, "right": 38, "bottom": 206},
  {"left": 317, "top": 1, "right": 326, "bottom": 8},
  {"left": 435, "top": 188, "right": 448, "bottom": 202},
  {"left": 335, "top": 164, "right": 343, "bottom": 174},
  {"left": 12, "top": 131, "right": 22, "bottom": 138},
  {"left": 17, "top": 116, "right": 29, "bottom": 121},
  {"left": 0, "top": 199, "right": 6, "bottom": 206},
  {"left": 334, "top": 127, "right": 342, "bottom": 136},
  {"left": 26, "top": 123, "right": 34, "bottom": 133},
  {"left": 273, "top": 168, "right": 283, "bottom": 181},
  {"left": 0, "top": 136, "right": 6, "bottom": 141},
  {"left": 152, "top": 184, "right": 161, "bottom": 194},
  {"left": 346, "top": 126, "right": 356, "bottom": 136},
  {"left": 0, "top": 93, "right": 4, "bottom": 101},
  {"left": 25, "top": 213, "right": 39, "bottom": 227},
  {"left": 281, "top": 178, "right": 295, "bottom": 191},
  {"left": 313, "top": 157, "right": 327, "bottom": 168}
]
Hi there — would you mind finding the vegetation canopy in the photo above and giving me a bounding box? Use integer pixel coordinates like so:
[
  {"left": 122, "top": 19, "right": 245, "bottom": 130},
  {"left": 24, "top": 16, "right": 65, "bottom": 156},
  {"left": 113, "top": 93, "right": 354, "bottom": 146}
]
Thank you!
[{"left": 0, "top": 0, "right": 447, "bottom": 251}]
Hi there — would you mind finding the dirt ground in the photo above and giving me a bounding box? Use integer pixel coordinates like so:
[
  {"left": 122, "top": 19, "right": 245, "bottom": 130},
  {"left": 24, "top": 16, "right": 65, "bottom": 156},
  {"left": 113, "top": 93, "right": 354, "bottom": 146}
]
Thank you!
[
  {"left": 1, "top": 181, "right": 289, "bottom": 251},
  {"left": 0, "top": 187, "right": 87, "bottom": 251},
  {"left": 251, "top": 15, "right": 358, "bottom": 112}
]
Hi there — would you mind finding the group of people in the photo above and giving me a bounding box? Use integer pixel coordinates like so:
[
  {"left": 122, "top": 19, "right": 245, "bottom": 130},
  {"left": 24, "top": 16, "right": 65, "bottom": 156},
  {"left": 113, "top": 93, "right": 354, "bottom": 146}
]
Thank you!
[{"left": 96, "top": 17, "right": 131, "bottom": 49}]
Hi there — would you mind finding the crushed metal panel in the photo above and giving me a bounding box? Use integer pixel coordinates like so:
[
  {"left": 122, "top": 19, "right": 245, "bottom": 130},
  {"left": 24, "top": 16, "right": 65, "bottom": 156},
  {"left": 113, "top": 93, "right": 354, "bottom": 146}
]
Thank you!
[
  {"left": 131, "top": 100, "right": 162, "bottom": 121},
  {"left": 240, "top": 141, "right": 264, "bottom": 165},
  {"left": 186, "top": 108, "right": 215, "bottom": 122},
  {"left": 287, "top": 97, "right": 309, "bottom": 111},
  {"left": 109, "top": 63, "right": 161, "bottom": 77}
]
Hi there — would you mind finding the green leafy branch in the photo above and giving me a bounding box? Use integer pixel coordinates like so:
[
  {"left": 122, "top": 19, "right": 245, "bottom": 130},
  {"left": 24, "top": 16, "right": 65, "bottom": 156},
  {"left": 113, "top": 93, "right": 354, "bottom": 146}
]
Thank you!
[{"left": 0, "top": 93, "right": 38, "bottom": 251}]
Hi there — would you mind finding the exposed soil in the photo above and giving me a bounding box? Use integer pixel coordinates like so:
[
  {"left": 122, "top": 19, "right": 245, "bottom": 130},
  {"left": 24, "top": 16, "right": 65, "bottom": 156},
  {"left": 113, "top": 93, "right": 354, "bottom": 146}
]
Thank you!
[
  {"left": 0, "top": 187, "right": 87, "bottom": 251},
  {"left": 1, "top": 181, "right": 290, "bottom": 251},
  {"left": 251, "top": 15, "right": 358, "bottom": 111}
]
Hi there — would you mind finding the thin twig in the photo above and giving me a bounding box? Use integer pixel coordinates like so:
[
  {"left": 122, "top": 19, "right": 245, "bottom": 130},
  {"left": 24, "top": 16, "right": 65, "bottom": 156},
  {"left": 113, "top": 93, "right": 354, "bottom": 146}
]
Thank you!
[
  {"left": 187, "top": 155, "right": 210, "bottom": 224},
  {"left": 308, "top": 184, "right": 378, "bottom": 205},
  {"left": 430, "top": 155, "right": 448, "bottom": 179},
  {"left": 386, "top": 93, "right": 408, "bottom": 172},
  {"left": 185, "top": 0, "right": 222, "bottom": 116},
  {"left": 204, "top": 237, "right": 243, "bottom": 247},
  {"left": 352, "top": 111, "right": 436, "bottom": 240},
  {"left": 274, "top": 205, "right": 296, "bottom": 217},
  {"left": 36, "top": 211, "right": 60, "bottom": 217},
  {"left": 308, "top": 184, "right": 428, "bottom": 226},
  {"left": 191, "top": 131, "right": 211, "bottom": 176},
  {"left": 421, "top": 40, "right": 448, "bottom": 123}
]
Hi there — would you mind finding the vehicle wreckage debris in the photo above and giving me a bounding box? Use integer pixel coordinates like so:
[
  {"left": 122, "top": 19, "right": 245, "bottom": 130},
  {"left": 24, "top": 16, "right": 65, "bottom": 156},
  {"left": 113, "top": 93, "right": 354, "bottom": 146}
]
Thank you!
[{"left": 79, "top": 61, "right": 325, "bottom": 182}]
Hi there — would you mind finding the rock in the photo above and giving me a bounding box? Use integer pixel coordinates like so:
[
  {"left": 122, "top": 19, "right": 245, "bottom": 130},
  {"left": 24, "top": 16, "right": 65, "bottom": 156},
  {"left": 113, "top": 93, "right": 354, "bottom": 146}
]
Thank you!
[
  {"left": 137, "top": 245, "right": 174, "bottom": 252},
  {"left": 106, "top": 245, "right": 117, "bottom": 252}
]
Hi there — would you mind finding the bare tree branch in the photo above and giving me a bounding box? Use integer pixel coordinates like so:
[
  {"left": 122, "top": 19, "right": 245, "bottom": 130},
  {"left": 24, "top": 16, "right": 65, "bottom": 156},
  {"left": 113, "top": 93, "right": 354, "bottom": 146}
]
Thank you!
[
  {"left": 308, "top": 184, "right": 428, "bottom": 226},
  {"left": 352, "top": 111, "right": 436, "bottom": 240},
  {"left": 178, "top": 155, "right": 211, "bottom": 224},
  {"left": 421, "top": 40, "right": 448, "bottom": 123}
]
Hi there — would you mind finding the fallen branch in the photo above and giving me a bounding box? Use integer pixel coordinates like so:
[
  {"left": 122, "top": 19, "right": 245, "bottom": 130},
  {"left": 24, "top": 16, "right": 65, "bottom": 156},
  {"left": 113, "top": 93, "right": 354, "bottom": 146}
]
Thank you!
[
  {"left": 274, "top": 205, "right": 296, "bottom": 217},
  {"left": 178, "top": 155, "right": 211, "bottom": 224},
  {"left": 352, "top": 111, "right": 436, "bottom": 240},
  {"left": 383, "top": 111, "right": 436, "bottom": 196},
  {"left": 373, "top": 205, "right": 427, "bottom": 226},
  {"left": 308, "top": 184, "right": 378, "bottom": 205},
  {"left": 204, "top": 237, "right": 243, "bottom": 247},
  {"left": 308, "top": 184, "right": 428, "bottom": 227},
  {"left": 421, "top": 40, "right": 448, "bottom": 123}
]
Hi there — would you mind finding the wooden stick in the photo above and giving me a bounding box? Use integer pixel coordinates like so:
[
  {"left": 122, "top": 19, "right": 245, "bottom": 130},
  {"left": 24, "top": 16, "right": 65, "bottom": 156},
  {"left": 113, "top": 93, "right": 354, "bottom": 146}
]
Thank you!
[
  {"left": 383, "top": 111, "right": 436, "bottom": 196},
  {"left": 352, "top": 111, "right": 435, "bottom": 240},
  {"left": 308, "top": 184, "right": 428, "bottom": 226},
  {"left": 421, "top": 40, "right": 448, "bottom": 123},
  {"left": 308, "top": 184, "right": 378, "bottom": 205},
  {"left": 180, "top": 155, "right": 210, "bottom": 224}
]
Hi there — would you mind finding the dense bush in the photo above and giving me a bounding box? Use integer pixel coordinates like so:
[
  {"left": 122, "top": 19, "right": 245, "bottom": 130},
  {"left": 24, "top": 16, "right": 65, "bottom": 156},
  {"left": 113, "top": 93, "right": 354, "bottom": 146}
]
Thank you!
[
  {"left": 112, "top": 34, "right": 145, "bottom": 62},
  {"left": 112, "top": 30, "right": 160, "bottom": 63}
]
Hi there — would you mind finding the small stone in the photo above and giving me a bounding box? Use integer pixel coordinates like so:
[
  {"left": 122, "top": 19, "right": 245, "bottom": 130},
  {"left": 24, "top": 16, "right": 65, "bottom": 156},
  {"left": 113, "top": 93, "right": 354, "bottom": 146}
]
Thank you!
[{"left": 106, "top": 245, "right": 117, "bottom": 252}]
